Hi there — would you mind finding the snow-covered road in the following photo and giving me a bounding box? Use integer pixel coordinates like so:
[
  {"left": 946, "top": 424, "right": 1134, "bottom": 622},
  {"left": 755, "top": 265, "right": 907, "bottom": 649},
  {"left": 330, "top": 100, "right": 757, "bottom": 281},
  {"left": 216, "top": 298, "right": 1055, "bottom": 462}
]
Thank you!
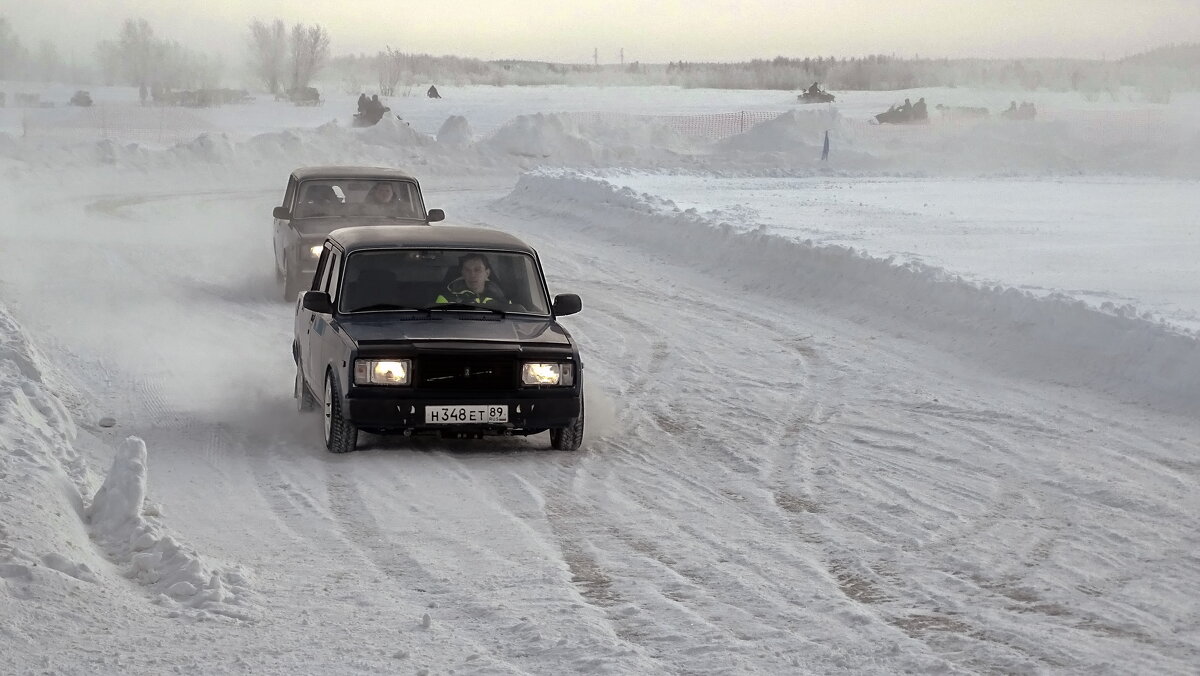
[{"left": 2, "top": 168, "right": 1197, "bottom": 673}]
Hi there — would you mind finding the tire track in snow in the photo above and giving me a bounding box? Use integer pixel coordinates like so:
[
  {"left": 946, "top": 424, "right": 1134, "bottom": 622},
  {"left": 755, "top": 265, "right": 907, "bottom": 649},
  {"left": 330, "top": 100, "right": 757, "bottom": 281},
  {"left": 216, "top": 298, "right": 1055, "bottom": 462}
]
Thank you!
[
  {"left": 529, "top": 278, "right": 882, "bottom": 671},
  {"left": 317, "top": 456, "right": 658, "bottom": 673},
  {"left": 486, "top": 200, "right": 1111, "bottom": 670}
]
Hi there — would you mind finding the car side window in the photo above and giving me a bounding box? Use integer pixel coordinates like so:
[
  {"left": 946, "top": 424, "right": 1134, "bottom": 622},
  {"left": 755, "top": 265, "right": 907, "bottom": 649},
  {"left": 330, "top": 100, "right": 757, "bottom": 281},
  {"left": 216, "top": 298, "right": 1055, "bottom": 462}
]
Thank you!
[
  {"left": 283, "top": 176, "right": 297, "bottom": 211},
  {"left": 311, "top": 244, "right": 331, "bottom": 293},
  {"left": 323, "top": 250, "right": 342, "bottom": 299},
  {"left": 398, "top": 182, "right": 420, "bottom": 218}
]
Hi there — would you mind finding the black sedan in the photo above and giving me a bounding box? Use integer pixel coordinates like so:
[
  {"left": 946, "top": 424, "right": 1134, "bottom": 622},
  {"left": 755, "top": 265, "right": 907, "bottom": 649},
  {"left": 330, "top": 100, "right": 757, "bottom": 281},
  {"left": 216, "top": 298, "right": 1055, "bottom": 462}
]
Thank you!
[{"left": 293, "top": 225, "right": 585, "bottom": 453}]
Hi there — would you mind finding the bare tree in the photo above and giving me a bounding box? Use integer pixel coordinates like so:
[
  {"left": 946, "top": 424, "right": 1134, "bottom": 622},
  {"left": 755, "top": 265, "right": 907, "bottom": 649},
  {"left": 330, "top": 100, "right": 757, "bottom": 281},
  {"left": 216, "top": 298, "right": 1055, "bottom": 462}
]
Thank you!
[
  {"left": 157, "top": 40, "right": 223, "bottom": 90},
  {"left": 117, "top": 18, "right": 156, "bottom": 93},
  {"left": 94, "top": 40, "right": 121, "bottom": 86},
  {"left": 247, "top": 18, "right": 286, "bottom": 94},
  {"left": 0, "top": 16, "right": 29, "bottom": 79},
  {"left": 35, "top": 40, "right": 63, "bottom": 83},
  {"left": 376, "top": 46, "right": 405, "bottom": 96},
  {"left": 287, "top": 23, "right": 330, "bottom": 92}
]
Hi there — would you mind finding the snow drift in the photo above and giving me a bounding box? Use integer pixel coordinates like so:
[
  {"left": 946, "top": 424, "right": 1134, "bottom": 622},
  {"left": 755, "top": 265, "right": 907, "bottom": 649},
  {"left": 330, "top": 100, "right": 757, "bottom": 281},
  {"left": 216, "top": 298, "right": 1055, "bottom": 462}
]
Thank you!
[
  {"left": 497, "top": 171, "right": 1200, "bottom": 416},
  {"left": 4, "top": 97, "right": 1196, "bottom": 188},
  {"left": 0, "top": 308, "right": 255, "bottom": 621},
  {"left": 87, "top": 437, "right": 255, "bottom": 618}
]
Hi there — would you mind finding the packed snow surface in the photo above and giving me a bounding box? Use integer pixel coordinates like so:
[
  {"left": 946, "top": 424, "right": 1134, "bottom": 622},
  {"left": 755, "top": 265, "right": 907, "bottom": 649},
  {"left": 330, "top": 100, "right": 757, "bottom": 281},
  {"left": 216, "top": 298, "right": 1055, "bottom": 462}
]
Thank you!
[{"left": 0, "top": 83, "right": 1198, "bottom": 673}]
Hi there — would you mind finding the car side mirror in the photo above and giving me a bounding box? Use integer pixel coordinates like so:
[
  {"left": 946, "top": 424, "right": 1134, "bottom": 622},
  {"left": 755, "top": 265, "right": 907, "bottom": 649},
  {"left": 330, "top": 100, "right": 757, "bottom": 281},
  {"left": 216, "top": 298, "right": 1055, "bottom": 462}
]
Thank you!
[
  {"left": 301, "top": 290, "right": 334, "bottom": 314},
  {"left": 426, "top": 208, "right": 445, "bottom": 223},
  {"left": 552, "top": 293, "right": 582, "bottom": 317},
  {"left": 273, "top": 206, "right": 291, "bottom": 220}
]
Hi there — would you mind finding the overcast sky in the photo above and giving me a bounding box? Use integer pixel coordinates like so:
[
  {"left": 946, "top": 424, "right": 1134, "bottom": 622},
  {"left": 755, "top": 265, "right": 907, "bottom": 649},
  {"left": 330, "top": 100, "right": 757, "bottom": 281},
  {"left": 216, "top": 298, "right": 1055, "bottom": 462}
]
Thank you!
[{"left": 6, "top": 0, "right": 1199, "bottom": 64}]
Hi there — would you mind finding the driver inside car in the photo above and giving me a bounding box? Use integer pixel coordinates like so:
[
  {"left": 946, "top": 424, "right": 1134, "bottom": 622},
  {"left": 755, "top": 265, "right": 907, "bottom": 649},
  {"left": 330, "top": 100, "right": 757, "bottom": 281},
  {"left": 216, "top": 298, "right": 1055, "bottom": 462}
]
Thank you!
[
  {"left": 361, "top": 182, "right": 402, "bottom": 217},
  {"left": 435, "top": 253, "right": 509, "bottom": 306}
]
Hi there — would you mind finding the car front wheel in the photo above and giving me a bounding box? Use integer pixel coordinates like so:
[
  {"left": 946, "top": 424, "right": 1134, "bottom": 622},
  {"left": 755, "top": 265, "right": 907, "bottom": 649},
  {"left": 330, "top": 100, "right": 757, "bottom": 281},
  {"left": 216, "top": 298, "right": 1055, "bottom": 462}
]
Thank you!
[
  {"left": 323, "top": 371, "right": 358, "bottom": 453},
  {"left": 549, "top": 398, "right": 585, "bottom": 451}
]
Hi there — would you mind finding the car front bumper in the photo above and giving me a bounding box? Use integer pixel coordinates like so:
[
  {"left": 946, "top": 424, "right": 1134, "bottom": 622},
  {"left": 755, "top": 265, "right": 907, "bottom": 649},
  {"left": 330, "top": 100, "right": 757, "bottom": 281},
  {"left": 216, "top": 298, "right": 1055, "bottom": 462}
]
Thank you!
[{"left": 346, "top": 389, "right": 581, "bottom": 432}]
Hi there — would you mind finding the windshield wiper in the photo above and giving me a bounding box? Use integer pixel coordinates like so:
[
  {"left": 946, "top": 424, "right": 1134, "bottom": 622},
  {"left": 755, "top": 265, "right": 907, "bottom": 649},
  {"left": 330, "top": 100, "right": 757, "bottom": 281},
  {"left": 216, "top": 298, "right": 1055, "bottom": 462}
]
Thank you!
[
  {"left": 347, "top": 303, "right": 431, "bottom": 313},
  {"left": 422, "top": 302, "right": 506, "bottom": 317}
]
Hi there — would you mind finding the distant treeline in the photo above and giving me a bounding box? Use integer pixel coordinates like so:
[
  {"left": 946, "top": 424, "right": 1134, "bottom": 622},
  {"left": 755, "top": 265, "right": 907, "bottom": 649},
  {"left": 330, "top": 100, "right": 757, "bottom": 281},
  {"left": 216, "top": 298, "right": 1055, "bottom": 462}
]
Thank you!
[{"left": 326, "top": 45, "right": 1200, "bottom": 99}]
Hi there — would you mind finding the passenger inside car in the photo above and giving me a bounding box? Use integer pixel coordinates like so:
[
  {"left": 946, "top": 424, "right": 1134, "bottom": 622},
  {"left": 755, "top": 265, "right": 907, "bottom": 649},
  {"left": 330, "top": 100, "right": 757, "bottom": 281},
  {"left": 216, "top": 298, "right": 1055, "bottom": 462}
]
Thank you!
[
  {"left": 295, "top": 184, "right": 340, "bottom": 218},
  {"left": 342, "top": 268, "right": 399, "bottom": 310}
]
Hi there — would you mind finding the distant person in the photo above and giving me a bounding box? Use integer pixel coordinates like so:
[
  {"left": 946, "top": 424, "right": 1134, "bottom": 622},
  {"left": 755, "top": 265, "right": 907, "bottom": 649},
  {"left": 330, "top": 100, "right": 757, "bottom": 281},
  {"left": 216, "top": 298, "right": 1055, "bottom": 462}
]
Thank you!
[
  {"left": 370, "top": 94, "right": 390, "bottom": 121},
  {"left": 427, "top": 85, "right": 441, "bottom": 99},
  {"left": 436, "top": 253, "right": 509, "bottom": 306},
  {"left": 357, "top": 93, "right": 368, "bottom": 114},
  {"left": 807, "top": 82, "right": 822, "bottom": 96},
  {"left": 913, "top": 97, "right": 927, "bottom": 120}
]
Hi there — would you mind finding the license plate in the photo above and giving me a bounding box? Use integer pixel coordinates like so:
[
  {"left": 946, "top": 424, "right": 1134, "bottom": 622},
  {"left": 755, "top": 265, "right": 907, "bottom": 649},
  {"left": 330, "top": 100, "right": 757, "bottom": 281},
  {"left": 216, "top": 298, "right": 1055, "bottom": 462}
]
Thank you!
[{"left": 425, "top": 405, "right": 508, "bottom": 424}]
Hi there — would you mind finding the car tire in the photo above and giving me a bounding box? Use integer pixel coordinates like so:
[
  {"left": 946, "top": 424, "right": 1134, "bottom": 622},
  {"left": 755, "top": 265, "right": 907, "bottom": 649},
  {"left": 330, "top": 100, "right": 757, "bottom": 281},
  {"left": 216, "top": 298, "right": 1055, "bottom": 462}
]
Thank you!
[
  {"left": 295, "top": 363, "right": 316, "bottom": 412},
  {"left": 323, "top": 371, "right": 358, "bottom": 454},
  {"left": 549, "top": 398, "right": 585, "bottom": 451}
]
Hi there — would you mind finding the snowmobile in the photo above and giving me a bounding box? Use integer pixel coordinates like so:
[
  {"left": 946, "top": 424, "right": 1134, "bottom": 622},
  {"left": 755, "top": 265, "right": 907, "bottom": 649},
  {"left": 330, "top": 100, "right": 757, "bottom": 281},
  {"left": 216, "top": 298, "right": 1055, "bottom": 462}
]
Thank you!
[{"left": 798, "top": 90, "right": 835, "bottom": 103}]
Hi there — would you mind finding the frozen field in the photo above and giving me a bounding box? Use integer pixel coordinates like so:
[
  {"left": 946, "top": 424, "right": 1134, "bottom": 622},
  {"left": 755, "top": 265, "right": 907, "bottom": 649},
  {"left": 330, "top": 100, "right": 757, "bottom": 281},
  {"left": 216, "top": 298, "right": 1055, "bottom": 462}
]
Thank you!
[
  {"left": 1, "top": 84, "right": 1198, "bottom": 674},
  {"left": 590, "top": 172, "right": 1200, "bottom": 330}
]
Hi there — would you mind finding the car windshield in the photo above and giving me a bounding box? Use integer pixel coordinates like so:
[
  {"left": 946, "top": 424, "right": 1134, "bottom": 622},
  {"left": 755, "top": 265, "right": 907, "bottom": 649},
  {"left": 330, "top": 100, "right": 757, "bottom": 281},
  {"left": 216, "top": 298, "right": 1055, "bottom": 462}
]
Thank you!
[
  {"left": 338, "top": 249, "right": 551, "bottom": 315},
  {"left": 294, "top": 179, "right": 423, "bottom": 219}
]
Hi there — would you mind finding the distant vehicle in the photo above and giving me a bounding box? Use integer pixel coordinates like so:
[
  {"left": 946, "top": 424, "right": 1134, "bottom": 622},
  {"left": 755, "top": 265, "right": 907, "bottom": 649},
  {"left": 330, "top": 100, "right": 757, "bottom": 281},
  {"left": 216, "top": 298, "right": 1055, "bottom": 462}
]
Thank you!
[
  {"left": 293, "top": 225, "right": 586, "bottom": 453},
  {"left": 287, "top": 86, "right": 322, "bottom": 106},
  {"left": 272, "top": 166, "right": 446, "bottom": 300},
  {"left": 798, "top": 90, "right": 835, "bottom": 103},
  {"left": 353, "top": 94, "right": 393, "bottom": 126},
  {"left": 69, "top": 90, "right": 93, "bottom": 107},
  {"left": 1002, "top": 101, "right": 1038, "bottom": 120},
  {"left": 798, "top": 82, "right": 835, "bottom": 103},
  {"left": 874, "top": 101, "right": 929, "bottom": 125}
]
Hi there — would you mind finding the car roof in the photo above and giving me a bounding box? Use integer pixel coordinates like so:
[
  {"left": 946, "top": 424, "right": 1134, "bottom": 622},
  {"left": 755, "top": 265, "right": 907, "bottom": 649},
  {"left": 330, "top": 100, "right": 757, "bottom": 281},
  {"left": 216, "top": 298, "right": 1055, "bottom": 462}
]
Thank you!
[
  {"left": 291, "top": 166, "right": 419, "bottom": 182},
  {"left": 328, "top": 225, "right": 537, "bottom": 255}
]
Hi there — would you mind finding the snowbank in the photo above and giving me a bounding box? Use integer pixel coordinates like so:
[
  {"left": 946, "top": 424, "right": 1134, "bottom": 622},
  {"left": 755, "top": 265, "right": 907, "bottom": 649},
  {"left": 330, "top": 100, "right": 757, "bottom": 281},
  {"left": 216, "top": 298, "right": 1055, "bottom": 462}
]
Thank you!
[
  {"left": 436, "top": 115, "right": 474, "bottom": 149},
  {"left": 87, "top": 437, "right": 255, "bottom": 618},
  {"left": 497, "top": 171, "right": 1200, "bottom": 416},
  {"left": 3, "top": 97, "right": 1196, "bottom": 187},
  {"left": 0, "top": 308, "right": 255, "bottom": 621},
  {"left": 0, "top": 308, "right": 96, "bottom": 591}
]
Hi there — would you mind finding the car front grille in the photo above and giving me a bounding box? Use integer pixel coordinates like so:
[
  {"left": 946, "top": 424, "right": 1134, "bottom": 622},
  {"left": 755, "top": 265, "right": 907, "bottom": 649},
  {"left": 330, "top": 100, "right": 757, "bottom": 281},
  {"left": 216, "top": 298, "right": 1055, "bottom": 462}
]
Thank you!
[{"left": 417, "top": 356, "right": 515, "bottom": 391}]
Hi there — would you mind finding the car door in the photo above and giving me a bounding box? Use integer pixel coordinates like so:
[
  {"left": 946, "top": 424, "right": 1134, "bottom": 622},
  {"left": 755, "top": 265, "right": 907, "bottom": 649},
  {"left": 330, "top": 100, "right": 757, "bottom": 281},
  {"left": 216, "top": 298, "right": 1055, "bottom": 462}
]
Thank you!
[
  {"left": 298, "top": 243, "right": 331, "bottom": 387},
  {"left": 302, "top": 246, "right": 342, "bottom": 389},
  {"left": 274, "top": 175, "right": 298, "bottom": 271},
  {"left": 314, "top": 249, "right": 345, "bottom": 389}
]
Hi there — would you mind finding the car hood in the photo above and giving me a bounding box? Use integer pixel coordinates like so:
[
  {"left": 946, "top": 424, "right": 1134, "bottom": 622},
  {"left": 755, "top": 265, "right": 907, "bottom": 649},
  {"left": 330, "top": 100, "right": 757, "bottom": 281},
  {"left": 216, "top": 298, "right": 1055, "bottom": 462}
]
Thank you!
[
  {"left": 335, "top": 315, "right": 573, "bottom": 347},
  {"left": 293, "top": 217, "right": 428, "bottom": 236}
]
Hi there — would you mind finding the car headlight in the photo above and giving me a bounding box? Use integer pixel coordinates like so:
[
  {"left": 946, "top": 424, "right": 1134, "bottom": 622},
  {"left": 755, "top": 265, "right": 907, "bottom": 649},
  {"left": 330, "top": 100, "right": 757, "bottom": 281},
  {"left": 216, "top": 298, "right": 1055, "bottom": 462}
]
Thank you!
[
  {"left": 354, "top": 359, "right": 411, "bottom": 386},
  {"left": 521, "top": 362, "right": 574, "bottom": 386},
  {"left": 308, "top": 245, "right": 324, "bottom": 258}
]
